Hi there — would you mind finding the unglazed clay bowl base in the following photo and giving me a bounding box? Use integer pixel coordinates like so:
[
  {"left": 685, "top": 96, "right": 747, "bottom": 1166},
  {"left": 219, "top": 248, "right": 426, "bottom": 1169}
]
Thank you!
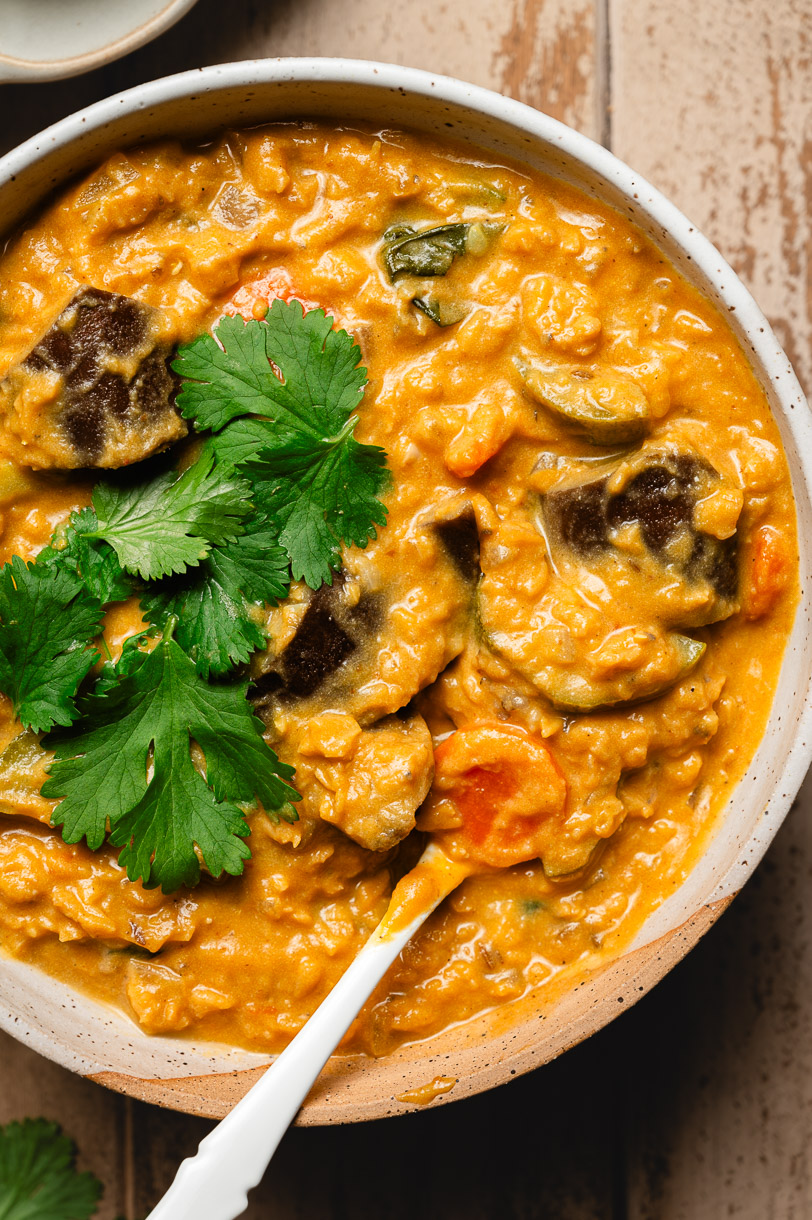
[{"left": 0, "top": 59, "right": 811, "bottom": 1123}]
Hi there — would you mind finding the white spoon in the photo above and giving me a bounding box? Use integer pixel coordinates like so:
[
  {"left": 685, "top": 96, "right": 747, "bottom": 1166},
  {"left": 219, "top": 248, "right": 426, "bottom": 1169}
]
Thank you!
[{"left": 146, "top": 841, "right": 474, "bottom": 1220}]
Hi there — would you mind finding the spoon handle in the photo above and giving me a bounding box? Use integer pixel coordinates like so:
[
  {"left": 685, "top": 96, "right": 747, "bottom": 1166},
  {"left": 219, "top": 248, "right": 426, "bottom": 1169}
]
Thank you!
[{"left": 146, "top": 850, "right": 468, "bottom": 1220}]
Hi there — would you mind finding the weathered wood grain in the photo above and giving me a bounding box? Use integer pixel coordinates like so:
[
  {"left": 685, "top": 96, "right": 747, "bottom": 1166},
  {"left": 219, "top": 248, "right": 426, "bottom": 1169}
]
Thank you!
[
  {"left": 0, "top": 0, "right": 600, "bottom": 159},
  {"left": 610, "top": 0, "right": 812, "bottom": 396},
  {"left": 0, "top": 1031, "right": 129, "bottom": 1219},
  {"left": 131, "top": 1036, "right": 625, "bottom": 1219},
  {"left": 611, "top": 2, "right": 812, "bottom": 1216}
]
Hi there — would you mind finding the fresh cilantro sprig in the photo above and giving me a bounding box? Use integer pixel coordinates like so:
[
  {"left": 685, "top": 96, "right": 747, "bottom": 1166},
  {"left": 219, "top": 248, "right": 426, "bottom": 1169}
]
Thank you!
[
  {"left": 140, "top": 511, "right": 290, "bottom": 678},
  {"left": 174, "top": 299, "right": 388, "bottom": 588},
  {"left": 44, "top": 621, "right": 298, "bottom": 892},
  {"left": 84, "top": 451, "right": 252, "bottom": 581},
  {"left": 37, "top": 508, "right": 134, "bottom": 605},
  {"left": 0, "top": 1118, "right": 102, "bottom": 1220},
  {"left": 0, "top": 558, "right": 103, "bottom": 734},
  {"left": 0, "top": 299, "right": 389, "bottom": 892}
]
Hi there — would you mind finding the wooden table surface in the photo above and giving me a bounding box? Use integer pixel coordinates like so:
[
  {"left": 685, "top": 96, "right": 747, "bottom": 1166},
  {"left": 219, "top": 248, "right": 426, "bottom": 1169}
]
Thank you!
[{"left": 1, "top": 2, "right": 811, "bottom": 1216}]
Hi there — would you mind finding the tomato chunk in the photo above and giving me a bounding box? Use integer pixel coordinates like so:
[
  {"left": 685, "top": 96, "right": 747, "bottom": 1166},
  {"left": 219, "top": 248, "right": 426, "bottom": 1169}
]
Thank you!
[
  {"left": 224, "top": 269, "right": 319, "bottom": 320},
  {"left": 426, "top": 722, "right": 567, "bottom": 868}
]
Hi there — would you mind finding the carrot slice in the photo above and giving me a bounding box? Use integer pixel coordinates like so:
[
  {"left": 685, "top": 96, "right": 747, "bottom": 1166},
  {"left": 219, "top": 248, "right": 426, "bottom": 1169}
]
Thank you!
[
  {"left": 429, "top": 722, "right": 567, "bottom": 868},
  {"left": 744, "top": 525, "right": 792, "bottom": 620}
]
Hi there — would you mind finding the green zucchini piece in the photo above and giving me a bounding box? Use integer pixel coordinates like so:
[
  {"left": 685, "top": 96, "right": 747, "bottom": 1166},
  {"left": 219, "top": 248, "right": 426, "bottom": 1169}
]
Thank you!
[
  {"left": 412, "top": 296, "right": 469, "bottom": 327},
  {"left": 542, "top": 836, "right": 602, "bottom": 879},
  {"left": 533, "top": 633, "right": 706, "bottom": 714},
  {"left": 518, "top": 361, "right": 651, "bottom": 445}
]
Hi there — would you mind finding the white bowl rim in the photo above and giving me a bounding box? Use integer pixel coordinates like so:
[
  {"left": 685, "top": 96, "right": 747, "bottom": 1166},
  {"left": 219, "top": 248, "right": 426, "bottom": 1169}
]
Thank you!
[
  {"left": 0, "top": 0, "right": 200, "bottom": 84},
  {"left": 0, "top": 56, "right": 811, "bottom": 1120}
]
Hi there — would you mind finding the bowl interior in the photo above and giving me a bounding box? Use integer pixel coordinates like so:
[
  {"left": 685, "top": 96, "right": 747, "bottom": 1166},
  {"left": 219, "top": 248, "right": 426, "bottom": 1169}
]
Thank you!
[{"left": 1, "top": 62, "right": 811, "bottom": 1122}]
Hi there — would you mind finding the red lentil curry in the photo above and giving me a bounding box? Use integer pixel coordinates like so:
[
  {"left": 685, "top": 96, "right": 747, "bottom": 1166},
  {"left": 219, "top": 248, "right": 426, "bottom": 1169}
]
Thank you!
[{"left": 0, "top": 124, "right": 797, "bottom": 1057}]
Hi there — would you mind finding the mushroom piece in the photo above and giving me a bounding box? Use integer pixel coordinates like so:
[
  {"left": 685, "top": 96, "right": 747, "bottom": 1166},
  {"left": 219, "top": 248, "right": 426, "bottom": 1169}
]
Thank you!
[{"left": 0, "top": 287, "right": 186, "bottom": 469}]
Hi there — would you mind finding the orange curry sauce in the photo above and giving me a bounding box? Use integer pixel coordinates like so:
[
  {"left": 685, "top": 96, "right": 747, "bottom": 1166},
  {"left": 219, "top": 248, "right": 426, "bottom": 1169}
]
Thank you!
[{"left": 0, "top": 124, "right": 797, "bottom": 1056}]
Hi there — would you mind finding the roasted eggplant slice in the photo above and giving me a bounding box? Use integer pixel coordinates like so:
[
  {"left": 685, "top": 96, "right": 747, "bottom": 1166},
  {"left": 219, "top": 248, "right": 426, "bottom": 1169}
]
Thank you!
[
  {"left": 535, "top": 633, "right": 705, "bottom": 713},
  {"left": 0, "top": 287, "right": 186, "bottom": 469},
  {"left": 252, "top": 508, "right": 478, "bottom": 725},
  {"left": 518, "top": 361, "right": 651, "bottom": 446},
  {"left": 477, "top": 445, "right": 737, "bottom": 713},
  {"left": 543, "top": 449, "right": 739, "bottom": 616},
  {"left": 432, "top": 501, "right": 481, "bottom": 583}
]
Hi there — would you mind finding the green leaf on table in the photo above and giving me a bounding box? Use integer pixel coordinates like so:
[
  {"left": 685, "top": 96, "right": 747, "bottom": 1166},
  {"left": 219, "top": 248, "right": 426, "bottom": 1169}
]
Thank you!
[{"left": 0, "top": 1118, "right": 102, "bottom": 1220}]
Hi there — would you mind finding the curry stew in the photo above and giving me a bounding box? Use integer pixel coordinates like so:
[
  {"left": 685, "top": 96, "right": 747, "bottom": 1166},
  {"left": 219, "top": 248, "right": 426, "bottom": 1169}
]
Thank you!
[{"left": 0, "top": 125, "right": 797, "bottom": 1056}]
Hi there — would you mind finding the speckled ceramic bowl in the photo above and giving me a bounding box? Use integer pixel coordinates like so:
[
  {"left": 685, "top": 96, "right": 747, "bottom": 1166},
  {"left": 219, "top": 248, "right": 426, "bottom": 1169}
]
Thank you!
[
  {"left": 0, "top": 0, "right": 200, "bottom": 83},
  {"left": 1, "top": 59, "right": 811, "bottom": 1123}
]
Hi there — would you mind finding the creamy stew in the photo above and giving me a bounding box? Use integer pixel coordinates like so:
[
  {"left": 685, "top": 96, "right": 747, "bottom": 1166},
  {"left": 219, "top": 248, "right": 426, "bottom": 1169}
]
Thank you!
[{"left": 0, "top": 123, "right": 797, "bottom": 1056}]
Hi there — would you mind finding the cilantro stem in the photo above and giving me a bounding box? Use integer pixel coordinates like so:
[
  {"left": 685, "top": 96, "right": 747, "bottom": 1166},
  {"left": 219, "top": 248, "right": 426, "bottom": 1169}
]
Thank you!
[
  {"left": 162, "top": 614, "right": 179, "bottom": 643},
  {"left": 326, "top": 415, "right": 358, "bottom": 446},
  {"left": 98, "top": 634, "right": 113, "bottom": 663}
]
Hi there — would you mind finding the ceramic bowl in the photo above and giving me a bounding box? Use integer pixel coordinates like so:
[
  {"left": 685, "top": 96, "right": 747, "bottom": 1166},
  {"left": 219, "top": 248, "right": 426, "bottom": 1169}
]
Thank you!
[
  {"left": 0, "top": 0, "right": 199, "bottom": 84},
  {"left": 1, "top": 59, "right": 811, "bottom": 1123}
]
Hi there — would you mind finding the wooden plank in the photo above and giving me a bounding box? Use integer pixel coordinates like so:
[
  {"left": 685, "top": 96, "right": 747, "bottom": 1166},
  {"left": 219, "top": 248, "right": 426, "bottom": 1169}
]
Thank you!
[
  {"left": 610, "top": 1, "right": 812, "bottom": 1215},
  {"left": 610, "top": 0, "right": 812, "bottom": 396},
  {"left": 131, "top": 1036, "right": 625, "bottom": 1219},
  {"left": 0, "top": 1030, "right": 129, "bottom": 1219},
  {"left": 0, "top": 0, "right": 601, "bottom": 159}
]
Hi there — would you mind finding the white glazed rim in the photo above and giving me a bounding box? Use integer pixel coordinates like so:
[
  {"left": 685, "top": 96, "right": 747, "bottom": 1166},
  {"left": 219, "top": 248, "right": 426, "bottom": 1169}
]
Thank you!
[
  {"left": 0, "top": 57, "right": 811, "bottom": 1118},
  {"left": 0, "top": 0, "right": 199, "bottom": 84}
]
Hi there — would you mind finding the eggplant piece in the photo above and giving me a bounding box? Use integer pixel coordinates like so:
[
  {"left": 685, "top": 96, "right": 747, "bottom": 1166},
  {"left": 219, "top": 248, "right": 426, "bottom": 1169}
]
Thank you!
[
  {"left": 433, "top": 502, "right": 481, "bottom": 583},
  {"left": 0, "top": 287, "right": 186, "bottom": 469},
  {"left": 253, "top": 573, "right": 384, "bottom": 702},
  {"left": 518, "top": 361, "right": 651, "bottom": 446},
  {"left": 543, "top": 450, "right": 739, "bottom": 614},
  {"left": 252, "top": 512, "right": 476, "bottom": 725},
  {"left": 477, "top": 446, "right": 736, "bottom": 713},
  {"left": 412, "top": 296, "right": 469, "bottom": 328}
]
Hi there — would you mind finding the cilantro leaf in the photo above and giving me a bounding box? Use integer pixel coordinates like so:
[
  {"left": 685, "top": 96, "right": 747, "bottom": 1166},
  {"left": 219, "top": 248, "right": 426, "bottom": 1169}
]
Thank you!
[
  {"left": 174, "top": 300, "right": 367, "bottom": 436},
  {"left": 205, "top": 417, "right": 279, "bottom": 468},
  {"left": 0, "top": 557, "right": 102, "bottom": 734},
  {"left": 249, "top": 424, "right": 388, "bottom": 587},
  {"left": 0, "top": 1118, "right": 101, "bottom": 1220},
  {"left": 37, "top": 507, "right": 133, "bottom": 605},
  {"left": 86, "top": 452, "right": 252, "bottom": 581},
  {"left": 140, "top": 516, "right": 290, "bottom": 677},
  {"left": 45, "top": 631, "right": 298, "bottom": 891},
  {"left": 174, "top": 300, "right": 389, "bottom": 588}
]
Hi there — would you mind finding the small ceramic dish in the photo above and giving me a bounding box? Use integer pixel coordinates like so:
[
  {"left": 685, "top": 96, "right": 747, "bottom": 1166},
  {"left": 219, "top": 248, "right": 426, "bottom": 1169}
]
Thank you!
[
  {"left": 0, "top": 0, "right": 199, "bottom": 84},
  {"left": 0, "top": 59, "right": 810, "bottom": 1123}
]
